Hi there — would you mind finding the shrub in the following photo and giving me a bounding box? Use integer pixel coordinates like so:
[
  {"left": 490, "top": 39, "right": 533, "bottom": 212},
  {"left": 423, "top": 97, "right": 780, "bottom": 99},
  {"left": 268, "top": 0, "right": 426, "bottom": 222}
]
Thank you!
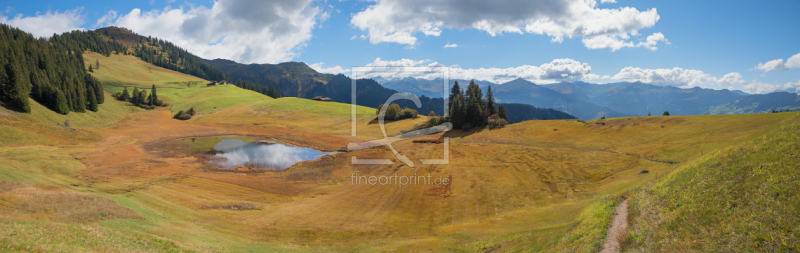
[
  {"left": 461, "top": 123, "right": 471, "bottom": 131},
  {"left": 487, "top": 114, "right": 507, "bottom": 128},
  {"left": 400, "top": 107, "right": 418, "bottom": 119},
  {"left": 173, "top": 110, "right": 192, "bottom": 120},
  {"left": 187, "top": 107, "right": 196, "bottom": 116},
  {"left": 663, "top": 111, "right": 670, "bottom": 116},
  {"left": 428, "top": 115, "right": 440, "bottom": 126},
  {"left": 376, "top": 104, "right": 417, "bottom": 120}
]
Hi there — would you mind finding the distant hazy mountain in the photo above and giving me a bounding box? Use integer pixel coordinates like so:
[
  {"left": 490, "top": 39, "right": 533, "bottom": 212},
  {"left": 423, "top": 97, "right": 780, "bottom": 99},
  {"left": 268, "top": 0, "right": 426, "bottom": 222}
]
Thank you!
[
  {"left": 489, "top": 78, "right": 631, "bottom": 120},
  {"left": 380, "top": 77, "right": 446, "bottom": 98},
  {"left": 379, "top": 77, "right": 628, "bottom": 120},
  {"left": 707, "top": 92, "right": 800, "bottom": 114},
  {"left": 375, "top": 76, "right": 800, "bottom": 119},
  {"left": 544, "top": 81, "right": 745, "bottom": 116}
]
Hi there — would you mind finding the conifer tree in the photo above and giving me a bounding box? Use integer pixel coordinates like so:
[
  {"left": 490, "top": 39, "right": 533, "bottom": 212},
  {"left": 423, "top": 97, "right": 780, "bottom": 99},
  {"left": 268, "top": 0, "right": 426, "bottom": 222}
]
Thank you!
[
  {"left": 2, "top": 63, "right": 32, "bottom": 113},
  {"left": 54, "top": 89, "right": 70, "bottom": 115},
  {"left": 449, "top": 81, "right": 461, "bottom": 113},
  {"left": 150, "top": 84, "right": 158, "bottom": 106},
  {"left": 498, "top": 105, "right": 508, "bottom": 121},
  {"left": 120, "top": 87, "right": 130, "bottom": 101},
  {"left": 131, "top": 87, "right": 140, "bottom": 105},
  {"left": 486, "top": 85, "right": 496, "bottom": 115},
  {"left": 450, "top": 93, "right": 466, "bottom": 129},
  {"left": 87, "top": 85, "right": 98, "bottom": 112},
  {"left": 464, "top": 80, "right": 484, "bottom": 126}
]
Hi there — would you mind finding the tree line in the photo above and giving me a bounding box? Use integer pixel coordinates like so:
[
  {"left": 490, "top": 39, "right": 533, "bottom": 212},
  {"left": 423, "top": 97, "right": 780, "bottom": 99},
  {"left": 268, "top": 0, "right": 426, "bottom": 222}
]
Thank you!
[
  {"left": 132, "top": 36, "right": 229, "bottom": 82},
  {"left": 0, "top": 24, "right": 112, "bottom": 114},
  {"left": 112, "top": 84, "right": 165, "bottom": 109},
  {"left": 234, "top": 80, "right": 282, "bottom": 98}
]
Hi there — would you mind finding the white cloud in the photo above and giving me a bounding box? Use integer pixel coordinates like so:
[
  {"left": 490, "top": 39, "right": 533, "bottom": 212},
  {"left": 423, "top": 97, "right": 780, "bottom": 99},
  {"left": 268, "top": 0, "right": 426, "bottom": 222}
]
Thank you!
[
  {"left": 328, "top": 58, "right": 595, "bottom": 84},
  {"left": 637, "top": 32, "right": 669, "bottom": 51},
  {"left": 309, "top": 62, "right": 348, "bottom": 74},
  {"left": 350, "top": 0, "right": 666, "bottom": 51},
  {"left": 600, "top": 0, "right": 617, "bottom": 3},
  {"left": 0, "top": 8, "right": 85, "bottom": 38},
  {"left": 753, "top": 53, "right": 800, "bottom": 73},
  {"left": 716, "top": 72, "right": 745, "bottom": 88},
  {"left": 94, "top": 10, "right": 117, "bottom": 28},
  {"left": 743, "top": 80, "right": 800, "bottom": 94},
  {"left": 612, "top": 67, "right": 744, "bottom": 89},
  {"left": 104, "top": 0, "right": 323, "bottom": 64},
  {"left": 443, "top": 43, "right": 458, "bottom": 48}
]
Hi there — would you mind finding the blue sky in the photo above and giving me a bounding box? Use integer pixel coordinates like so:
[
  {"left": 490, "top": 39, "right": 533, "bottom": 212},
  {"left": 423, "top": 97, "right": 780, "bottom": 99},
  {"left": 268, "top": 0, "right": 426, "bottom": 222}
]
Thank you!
[{"left": 2, "top": 0, "right": 799, "bottom": 94}]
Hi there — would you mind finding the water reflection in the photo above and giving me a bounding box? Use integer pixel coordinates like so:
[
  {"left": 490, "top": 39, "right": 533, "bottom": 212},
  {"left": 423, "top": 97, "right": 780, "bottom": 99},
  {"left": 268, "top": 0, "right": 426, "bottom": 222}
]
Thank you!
[{"left": 211, "top": 139, "right": 332, "bottom": 171}]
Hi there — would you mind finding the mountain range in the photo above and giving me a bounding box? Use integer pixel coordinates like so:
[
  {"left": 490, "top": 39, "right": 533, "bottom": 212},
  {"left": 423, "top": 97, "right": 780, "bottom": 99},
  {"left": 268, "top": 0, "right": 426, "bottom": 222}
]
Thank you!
[
  {"left": 377, "top": 77, "right": 800, "bottom": 120},
  {"left": 74, "top": 27, "right": 800, "bottom": 121}
]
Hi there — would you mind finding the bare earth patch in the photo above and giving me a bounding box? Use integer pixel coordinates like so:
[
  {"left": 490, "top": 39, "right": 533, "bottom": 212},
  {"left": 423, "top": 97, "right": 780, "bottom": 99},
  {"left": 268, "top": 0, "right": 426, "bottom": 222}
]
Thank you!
[{"left": 601, "top": 199, "right": 629, "bottom": 253}]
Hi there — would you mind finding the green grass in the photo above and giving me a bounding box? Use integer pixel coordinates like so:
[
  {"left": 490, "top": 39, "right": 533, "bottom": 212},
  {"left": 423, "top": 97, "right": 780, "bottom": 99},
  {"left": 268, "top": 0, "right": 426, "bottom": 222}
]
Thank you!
[
  {"left": 626, "top": 115, "right": 800, "bottom": 252},
  {"left": 551, "top": 195, "right": 624, "bottom": 253},
  {"left": 0, "top": 92, "right": 135, "bottom": 146},
  {"left": 159, "top": 85, "right": 270, "bottom": 114},
  {"left": 0, "top": 219, "right": 197, "bottom": 252},
  {"left": 248, "top": 97, "right": 376, "bottom": 119},
  {"left": 83, "top": 52, "right": 207, "bottom": 89}
]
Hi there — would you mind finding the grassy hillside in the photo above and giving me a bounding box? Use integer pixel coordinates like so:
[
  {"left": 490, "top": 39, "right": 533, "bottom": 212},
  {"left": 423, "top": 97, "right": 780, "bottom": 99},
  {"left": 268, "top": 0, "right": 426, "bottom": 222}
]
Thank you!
[
  {"left": 0, "top": 92, "right": 134, "bottom": 147},
  {"left": 83, "top": 51, "right": 207, "bottom": 89},
  {"left": 625, "top": 113, "right": 800, "bottom": 252}
]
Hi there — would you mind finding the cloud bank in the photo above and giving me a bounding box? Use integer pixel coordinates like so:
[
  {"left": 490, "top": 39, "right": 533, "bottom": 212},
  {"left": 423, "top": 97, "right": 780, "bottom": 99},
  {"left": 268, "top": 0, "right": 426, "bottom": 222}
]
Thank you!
[
  {"left": 743, "top": 80, "right": 800, "bottom": 94},
  {"left": 0, "top": 8, "right": 85, "bottom": 38},
  {"left": 98, "top": 0, "right": 323, "bottom": 64},
  {"left": 350, "top": 0, "right": 667, "bottom": 51},
  {"left": 612, "top": 67, "right": 744, "bottom": 89},
  {"left": 311, "top": 58, "right": 596, "bottom": 84},
  {"left": 753, "top": 53, "right": 800, "bottom": 73}
]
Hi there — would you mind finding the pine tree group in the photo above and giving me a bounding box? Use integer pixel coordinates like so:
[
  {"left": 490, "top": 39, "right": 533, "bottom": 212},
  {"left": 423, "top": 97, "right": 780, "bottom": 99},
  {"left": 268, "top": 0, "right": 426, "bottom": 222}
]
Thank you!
[
  {"left": 0, "top": 24, "right": 119, "bottom": 114},
  {"left": 447, "top": 80, "right": 508, "bottom": 130}
]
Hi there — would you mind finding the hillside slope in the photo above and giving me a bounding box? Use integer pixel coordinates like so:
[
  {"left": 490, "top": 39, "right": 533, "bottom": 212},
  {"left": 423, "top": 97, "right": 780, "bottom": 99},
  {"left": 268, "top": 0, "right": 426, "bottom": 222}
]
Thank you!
[
  {"left": 626, "top": 113, "right": 800, "bottom": 252},
  {"left": 83, "top": 52, "right": 207, "bottom": 89}
]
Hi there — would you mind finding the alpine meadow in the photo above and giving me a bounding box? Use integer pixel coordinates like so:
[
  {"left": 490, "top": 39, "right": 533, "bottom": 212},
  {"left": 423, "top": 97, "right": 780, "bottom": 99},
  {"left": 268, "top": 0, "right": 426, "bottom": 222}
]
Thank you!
[{"left": 1, "top": 0, "right": 799, "bottom": 252}]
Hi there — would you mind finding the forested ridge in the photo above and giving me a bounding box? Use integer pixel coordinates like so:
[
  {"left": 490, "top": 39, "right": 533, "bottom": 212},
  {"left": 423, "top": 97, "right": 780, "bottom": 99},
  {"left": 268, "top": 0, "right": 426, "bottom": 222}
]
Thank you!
[
  {"left": 129, "top": 34, "right": 229, "bottom": 82},
  {"left": 0, "top": 25, "right": 234, "bottom": 114},
  {"left": 0, "top": 24, "right": 116, "bottom": 114}
]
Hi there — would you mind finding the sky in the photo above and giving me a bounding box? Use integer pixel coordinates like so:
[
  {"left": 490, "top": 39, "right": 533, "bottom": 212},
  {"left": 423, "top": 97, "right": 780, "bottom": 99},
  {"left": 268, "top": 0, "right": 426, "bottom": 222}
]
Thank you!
[{"left": 2, "top": 0, "right": 799, "bottom": 94}]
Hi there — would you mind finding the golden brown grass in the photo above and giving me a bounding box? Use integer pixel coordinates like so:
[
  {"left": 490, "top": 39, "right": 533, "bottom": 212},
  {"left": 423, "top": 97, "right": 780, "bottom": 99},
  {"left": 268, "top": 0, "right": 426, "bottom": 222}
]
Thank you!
[{"left": 3, "top": 52, "right": 798, "bottom": 252}]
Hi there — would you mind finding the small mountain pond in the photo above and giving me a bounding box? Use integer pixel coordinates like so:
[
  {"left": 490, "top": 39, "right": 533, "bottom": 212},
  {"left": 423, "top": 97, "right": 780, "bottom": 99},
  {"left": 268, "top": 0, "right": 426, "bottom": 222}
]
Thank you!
[{"left": 210, "top": 139, "right": 334, "bottom": 171}]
